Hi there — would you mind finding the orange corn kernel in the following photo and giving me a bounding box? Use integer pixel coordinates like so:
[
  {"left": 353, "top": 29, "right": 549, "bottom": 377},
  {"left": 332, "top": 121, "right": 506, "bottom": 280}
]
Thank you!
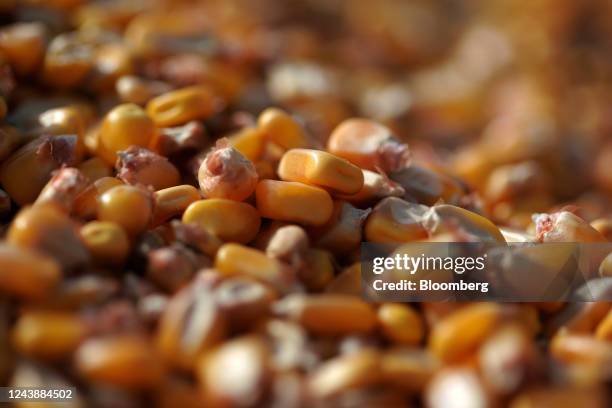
[{"left": 255, "top": 180, "right": 333, "bottom": 226}]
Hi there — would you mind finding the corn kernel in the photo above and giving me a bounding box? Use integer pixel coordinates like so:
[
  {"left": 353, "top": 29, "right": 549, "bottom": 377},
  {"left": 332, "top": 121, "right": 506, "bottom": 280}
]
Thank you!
[
  {"left": 197, "top": 336, "right": 269, "bottom": 407},
  {"left": 428, "top": 303, "right": 505, "bottom": 363},
  {"left": 116, "top": 75, "right": 173, "bottom": 105},
  {"left": 183, "top": 199, "right": 261, "bottom": 244},
  {"left": 278, "top": 294, "right": 377, "bottom": 335},
  {"left": 40, "top": 33, "right": 93, "bottom": 89},
  {"left": 12, "top": 310, "right": 86, "bottom": 360},
  {"left": 266, "top": 225, "right": 309, "bottom": 266},
  {"left": 116, "top": 146, "right": 180, "bottom": 191},
  {"left": 308, "top": 349, "right": 381, "bottom": 399},
  {"left": 590, "top": 218, "right": 612, "bottom": 241},
  {"left": 0, "top": 135, "right": 78, "bottom": 205},
  {"left": 0, "top": 22, "right": 46, "bottom": 76},
  {"left": 278, "top": 148, "right": 364, "bottom": 195},
  {"left": 255, "top": 180, "right": 333, "bottom": 226},
  {"left": 327, "top": 118, "right": 410, "bottom": 172},
  {"left": 299, "top": 248, "right": 334, "bottom": 291},
  {"left": 157, "top": 283, "right": 226, "bottom": 370},
  {"left": 257, "top": 107, "right": 311, "bottom": 150},
  {"left": 152, "top": 185, "right": 201, "bottom": 226},
  {"left": 364, "top": 197, "right": 429, "bottom": 243},
  {"left": 0, "top": 125, "right": 24, "bottom": 162},
  {"left": 215, "top": 243, "right": 295, "bottom": 291},
  {"left": 381, "top": 348, "right": 440, "bottom": 392},
  {"left": 310, "top": 201, "right": 369, "bottom": 254},
  {"left": 378, "top": 303, "right": 425, "bottom": 345},
  {"left": 390, "top": 165, "right": 464, "bottom": 206},
  {"left": 228, "top": 126, "right": 266, "bottom": 162},
  {"left": 595, "top": 310, "right": 612, "bottom": 341},
  {"left": 8, "top": 204, "right": 89, "bottom": 270},
  {"left": 0, "top": 244, "right": 61, "bottom": 300},
  {"left": 81, "top": 221, "right": 130, "bottom": 267},
  {"left": 534, "top": 211, "right": 607, "bottom": 243},
  {"left": 426, "top": 204, "right": 506, "bottom": 242},
  {"left": 146, "top": 85, "right": 221, "bottom": 127},
  {"left": 73, "top": 176, "right": 123, "bottom": 220},
  {"left": 99, "top": 103, "right": 156, "bottom": 164},
  {"left": 77, "top": 157, "right": 112, "bottom": 181},
  {"left": 198, "top": 141, "right": 258, "bottom": 201},
  {"left": 39, "top": 106, "right": 88, "bottom": 159},
  {"left": 35, "top": 167, "right": 90, "bottom": 213},
  {"left": 337, "top": 169, "right": 405, "bottom": 205},
  {"left": 97, "top": 185, "right": 153, "bottom": 236},
  {"left": 76, "top": 335, "right": 164, "bottom": 389}
]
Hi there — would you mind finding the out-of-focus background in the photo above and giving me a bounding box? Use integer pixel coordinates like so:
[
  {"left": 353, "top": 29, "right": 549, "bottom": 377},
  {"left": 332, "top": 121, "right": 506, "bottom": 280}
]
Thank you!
[{"left": 1, "top": 0, "right": 611, "bottom": 227}]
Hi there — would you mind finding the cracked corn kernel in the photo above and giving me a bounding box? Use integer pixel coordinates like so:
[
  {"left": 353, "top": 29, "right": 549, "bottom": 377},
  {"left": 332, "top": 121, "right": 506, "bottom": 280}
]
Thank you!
[
  {"left": 116, "top": 146, "right": 180, "bottom": 191},
  {"left": 198, "top": 142, "right": 258, "bottom": 202},
  {"left": 183, "top": 199, "right": 261, "bottom": 244},
  {"left": 255, "top": 180, "right": 333, "bottom": 226},
  {"left": 327, "top": 118, "right": 410, "bottom": 172},
  {"left": 278, "top": 148, "right": 364, "bottom": 195}
]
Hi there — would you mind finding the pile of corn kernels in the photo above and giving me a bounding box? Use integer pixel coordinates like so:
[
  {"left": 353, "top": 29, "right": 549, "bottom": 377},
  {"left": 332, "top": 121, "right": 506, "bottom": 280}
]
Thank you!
[{"left": 0, "top": 1, "right": 611, "bottom": 407}]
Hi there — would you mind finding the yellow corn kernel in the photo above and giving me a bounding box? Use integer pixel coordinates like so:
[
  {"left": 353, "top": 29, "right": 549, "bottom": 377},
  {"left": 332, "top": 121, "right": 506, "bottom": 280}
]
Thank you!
[
  {"left": 381, "top": 348, "right": 440, "bottom": 392},
  {"left": 0, "top": 244, "right": 62, "bottom": 300},
  {"left": 8, "top": 204, "right": 90, "bottom": 270},
  {"left": 337, "top": 169, "right": 405, "bottom": 205},
  {"left": 97, "top": 185, "right": 153, "bottom": 236},
  {"left": 76, "top": 335, "right": 164, "bottom": 389},
  {"left": 12, "top": 310, "right": 86, "bottom": 360},
  {"left": 152, "top": 185, "right": 201, "bottom": 226},
  {"left": 278, "top": 148, "right": 364, "bottom": 195},
  {"left": 299, "top": 248, "right": 334, "bottom": 291},
  {"left": 41, "top": 33, "right": 93, "bottom": 89},
  {"left": 228, "top": 126, "right": 266, "bottom": 162},
  {"left": 35, "top": 167, "right": 90, "bottom": 213},
  {"left": 73, "top": 176, "right": 123, "bottom": 220},
  {"left": 550, "top": 334, "right": 612, "bottom": 367},
  {"left": 308, "top": 349, "right": 381, "bottom": 399},
  {"left": 255, "top": 180, "right": 333, "bottom": 226},
  {"left": 183, "top": 199, "right": 260, "bottom": 244},
  {"left": 378, "top": 303, "right": 425, "bottom": 346},
  {"left": 327, "top": 118, "right": 409, "bottom": 171},
  {"left": 78, "top": 157, "right": 112, "bottom": 182},
  {"left": 214, "top": 243, "right": 294, "bottom": 291},
  {"left": 364, "top": 197, "right": 429, "bottom": 243},
  {"left": 146, "top": 85, "right": 221, "bottom": 127},
  {"left": 116, "top": 146, "right": 180, "bottom": 191},
  {"left": 99, "top": 103, "right": 156, "bottom": 164},
  {"left": 0, "top": 22, "right": 46, "bottom": 76},
  {"left": 595, "top": 310, "right": 612, "bottom": 341},
  {"left": 80, "top": 221, "right": 130, "bottom": 267},
  {"left": 280, "top": 294, "right": 377, "bottom": 335},
  {"left": 429, "top": 303, "right": 505, "bottom": 363},
  {"left": 427, "top": 204, "right": 506, "bottom": 242},
  {"left": 257, "top": 107, "right": 311, "bottom": 150}
]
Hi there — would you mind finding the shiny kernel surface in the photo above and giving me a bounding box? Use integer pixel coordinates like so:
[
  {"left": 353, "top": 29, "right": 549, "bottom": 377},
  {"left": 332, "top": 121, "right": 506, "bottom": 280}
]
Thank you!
[
  {"left": 183, "top": 199, "right": 261, "bottom": 244},
  {"left": 278, "top": 148, "right": 364, "bottom": 194},
  {"left": 97, "top": 185, "right": 152, "bottom": 236},
  {"left": 255, "top": 179, "right": 333, "bottom": 226}
]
